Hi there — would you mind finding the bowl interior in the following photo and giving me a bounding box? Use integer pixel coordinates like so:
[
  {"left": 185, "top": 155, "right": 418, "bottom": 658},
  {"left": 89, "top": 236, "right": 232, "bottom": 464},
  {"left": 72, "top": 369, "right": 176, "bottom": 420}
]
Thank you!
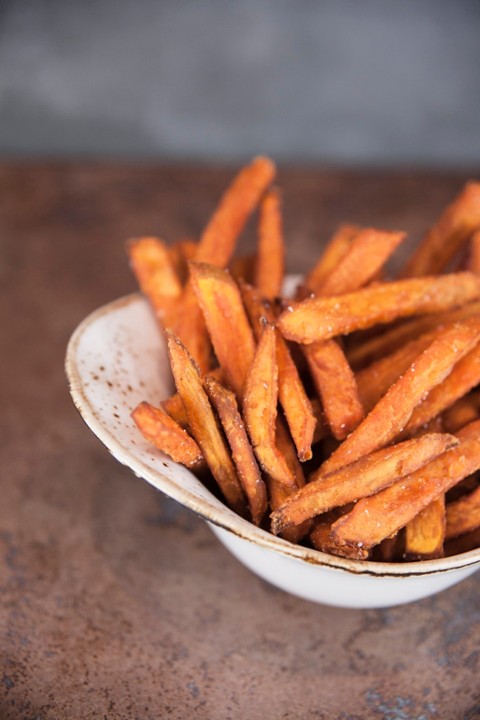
[{"left": 65, "top": 291, "right": 480, "bottom": 580}]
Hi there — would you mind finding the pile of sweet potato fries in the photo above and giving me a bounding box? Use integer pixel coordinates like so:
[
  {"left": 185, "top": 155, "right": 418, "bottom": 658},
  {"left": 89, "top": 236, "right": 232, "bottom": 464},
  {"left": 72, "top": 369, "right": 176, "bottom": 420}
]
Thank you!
[{"left": 129, "top": 156, "right": 480, "bottom": 562}]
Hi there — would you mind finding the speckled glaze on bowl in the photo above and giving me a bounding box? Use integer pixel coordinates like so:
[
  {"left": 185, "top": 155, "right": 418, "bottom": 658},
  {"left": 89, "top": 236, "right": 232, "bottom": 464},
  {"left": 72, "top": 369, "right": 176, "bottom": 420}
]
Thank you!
[{"left": 65, "top": 290, "right": 480, "bottom": 608}]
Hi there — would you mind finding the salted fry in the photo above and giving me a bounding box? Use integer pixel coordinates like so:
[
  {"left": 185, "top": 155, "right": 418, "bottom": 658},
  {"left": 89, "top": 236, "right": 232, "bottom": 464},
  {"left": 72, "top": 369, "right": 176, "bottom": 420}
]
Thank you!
[
  {"left": 329, "top": 420, "right": 480, "bottom": 555},
  {"left": 127, "top": 236, "right": 183, "bottom": 322},
  {"left": 442, "top": 393, "right": 480, "bottom": 433},
  {"left": 304, "top": 339, "right": 364, "bottom": 440},
  {"left": 162, "top": 366, "right": 225, "bottom": 428},
  {"left": 230, "top": 253, "right": 256, "bottom": 284},
  {"left": 132, "top": 400, "right": 203, "bottom": 468},
  {"left": 348, "top": 300, "right": 480, "bottom": 369},
  {"left": 401, "top": 335, "right": 480, "bottom": 438},
  {"left": 169, "top": 289, "right": 212, "bottom": 374},
  {"left": 205, "top": 376, "right": 267, "bottom": 525},
  {"left": 166, "top": 330, "right": 246, "bottom": 515},
  {"left": 190, "top": 262, "right": 256, "bottom": 400},
  {"left": 255, "top": 187, "right": 285, "bottom": 299},
  {"left": 270, "top": 433, "right": 457, "bottom": 535},
  {"left": 402, "top": 181, "right": 480, "bottom": 277},
  {"left": 243, "top": 324, "right": 296, "bottom": 488},
  {"left": 196, "top": 155, "right": 276, "bottom": 267},
  {"left": 241, "top": 282, "right": 316, "bottom": 460},
  {"left": 320, "top": 320, "right": 480, "bottom": 475},
  {"left": 446, "top": 484, "right": 480, "bottom": 540},
  {"left": 278, "top": 273, "right": 480, "bottom": 345},
  {"left": 304, "top": 224, "right": 359, "bottom": 293},
  {"left": 445, "top": 526, "right": 480, "bottom": 556},
  {"left": 317, "top": 228, "right": 405, "bottom": 297},
  {"left": 404, "top": 495, "right": 446, "bottom": 560}
]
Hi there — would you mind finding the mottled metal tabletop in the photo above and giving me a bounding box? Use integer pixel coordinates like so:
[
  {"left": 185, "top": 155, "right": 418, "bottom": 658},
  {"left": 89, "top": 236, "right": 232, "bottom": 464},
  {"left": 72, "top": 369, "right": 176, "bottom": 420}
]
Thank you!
[{"left": 1, "top": 162, "right": 479, "bottom": 720}]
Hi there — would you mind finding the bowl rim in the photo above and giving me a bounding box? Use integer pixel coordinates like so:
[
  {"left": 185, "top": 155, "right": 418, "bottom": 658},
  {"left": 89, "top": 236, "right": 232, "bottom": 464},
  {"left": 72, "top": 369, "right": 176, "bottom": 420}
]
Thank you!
[{"left": 65, "top": 291, "right": 480, "bottom": 579}]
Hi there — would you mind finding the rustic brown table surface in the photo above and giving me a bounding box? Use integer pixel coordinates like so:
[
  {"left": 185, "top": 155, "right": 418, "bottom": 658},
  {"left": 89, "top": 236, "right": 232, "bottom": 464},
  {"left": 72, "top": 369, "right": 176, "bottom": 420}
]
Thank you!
[{"left": 1, "top": 162, "right": 480, "bottom": 720}]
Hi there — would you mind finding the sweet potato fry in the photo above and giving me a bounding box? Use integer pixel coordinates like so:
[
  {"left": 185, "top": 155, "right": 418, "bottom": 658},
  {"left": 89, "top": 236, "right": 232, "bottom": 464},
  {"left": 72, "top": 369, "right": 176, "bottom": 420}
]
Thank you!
[
  {"left": 205, "top": 376, "right": 267, "bottom": 525},
  {"left": 445, "top": 484, "right": 480, "bottom": 540},
  {"left": 402, "top": 181, "right": 480, "bottom": 277},
  {"left": 304, "top": 339, "right": 364, "bottom": 440},
  {"left": 442, "top": 393, "right": 480, "bottom": 433},
  {"left": 189, "top": 262, "right": 256, "bottom": 400},
  {"left": 255, "top": 187, "right": 285, "bottom": 299},
  {"left": 243, "top": 324, "right": 296, "bottom": 488},
  {"left": 241, "top": 282, "right": 316, "bottom": 460},
  {"left": 131, "top": 400, "right": 204, "bottom": 468},
  {"left": 270, "top": 433, "right": 457, "bottom": 535},
  {"left": 165, "top": 330, "right": 246, "bottom": 515},
  {"left": 127, "top": 236, "right": 183, "bottom": 322},
  {"left": 347, "top": 300, "right": 480, "bottom": 369},
  {"left": 304, "top": 224, "right": 359, "bottom": 294},
  {"left": 168, "top": 287, "right": 212, "bottom": 375},
  {"left": 445, "top": 526, "right": 480, "bottom": 556},
  {"left": 317, "top": 228, "right": 405, "bottom": 297},
  {"left": 277, "top": 273, "right": 480, "bottom": 345},
  {"left": 466, "top": 229, "right": 480, "bottom": 274},
  {"left": 195, "top": 155, "right": 276, "bottom": 267},
  {"left": 320, "top": 320, "right": 480, "bottom": 475},
  {"left": 169, "top": 239, "right": 197, "bottom": 283},
  {"left": 162, "top": 366, "right": 225, "bottom": 428},
  {"left": 401, "top": 336, "right": 480, "bottom": 438},
  {"left": 329, "top": 420, "right": 480, "bottom": 554},
  {"left": 230, "top": 253, "right": 256, "bottom": 284},
  {"left": 310, "top": 511, "right": 369, "bottom": 559},
  {"left": 404, "top": 495, "right": 446, "bottom": 560}
]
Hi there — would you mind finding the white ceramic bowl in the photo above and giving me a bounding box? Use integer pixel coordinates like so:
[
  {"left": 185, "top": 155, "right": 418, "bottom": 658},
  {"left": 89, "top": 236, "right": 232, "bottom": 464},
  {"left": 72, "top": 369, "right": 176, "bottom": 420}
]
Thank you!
[{"left": 65, "top": 292, "right": 480, "bottom": 608}]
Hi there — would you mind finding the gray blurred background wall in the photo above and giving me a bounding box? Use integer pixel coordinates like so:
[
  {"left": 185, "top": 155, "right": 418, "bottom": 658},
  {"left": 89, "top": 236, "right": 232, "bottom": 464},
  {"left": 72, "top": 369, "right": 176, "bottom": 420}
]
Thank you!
[{"left": 1, "top": 0, "right": 479, "bottom": 165}]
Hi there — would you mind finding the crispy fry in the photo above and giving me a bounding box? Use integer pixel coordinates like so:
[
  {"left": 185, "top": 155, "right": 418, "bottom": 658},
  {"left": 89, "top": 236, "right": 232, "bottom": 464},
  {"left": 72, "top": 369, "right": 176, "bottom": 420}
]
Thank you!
[
  {"left": 317, "top": 229, "right": 405, "bottom": 297},
  {"left": 304, "top": 224, "right": 359, "bottom": 293},
  {"left": 205, "top": 376, "right": 267, "bottom": 525},
  {"left": 127, "top": 236, "right": 183, "bottom": 322},
  {"left": 278, "top": 273, "right": 480, "bottom": 345},
  {"left": 168, "top": 287, "right": 212, "bottom": 375},
  {"left": 404, "top": 495, "right": 446, "bottom": 560},
  {"left": 255, "top": 187, "right": 284, "bottom": 299},
  {"left": 400, "top": 335, "right": 480, "bottom": 438},
  {"left": 320, "top": 320, "right": 480, "bottom": 475},
  {"left": 347, "top": 300, "right": 480, "bottom": 369},
  {"left": 445, "top": 526, "right": 480, "bottom": 556},
  {"left": 442, "top": 393, "right": 480, "bottom": 433},
  {"left": 230, "top": 253, "right": 256, "bottom": 284},
  {"left": 402, "top": 181, "right": 480, "bottom": 277},
  {"left": 131, "top": 400, "right": 203, "bottom": 468},
  {"left": 270, "top": 433, "right": 457, "bottom": 535},
  {"left": 304, "top": 339, "right": 364, "bottom": 440},
  {"left": 311, "top": 512, "right": 369, "bottom": 559},
  {"left": 329, "top": 420, "right": 480, "bottom": 554},
  {"left": 165, "top": 330, "right": 246, "bottom": 515},
  {"left": 467, "top": 229, "right": 480, "bottom": 274},
  {"left": 169, "top": 239, "right": 197, "bottom": 283},
  {"left": 162, "top": 366, "right": 225, "bottom": 428},
  {"left": 356, "top": 330, "right": 441, "bottom": 412},
  {"left": 196, "top": 156, "right": 276, "bottom": 267},
  {"left": 241, "top": 282, "right": 316, "bottom": 460},
  {"left": 445, "top": 484, "right": 480, "bottom": 540},
  {"left": 189, "top": 262, "right": 256, "bottom": 400},
  {"left": 243, "top": 324, "right": 297, "bottom": 488}
]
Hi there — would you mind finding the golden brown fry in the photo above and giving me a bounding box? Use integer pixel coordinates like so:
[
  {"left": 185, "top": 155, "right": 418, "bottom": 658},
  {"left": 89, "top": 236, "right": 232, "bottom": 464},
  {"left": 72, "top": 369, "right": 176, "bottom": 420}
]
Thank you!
[
  {"left": 169, "top": 287, "right": 212, "bottom": 375},
  {"left": 445, "top": 484, "right": 480, "bottom": 540},
  {"left": 329, "top": 420, "right": 480, "bottom": 554},
  {"left": 196, "top": 155, "right": 276, "bottom": 267},
  {"left": 356, "top": 332, "right": 440, "bottom": 412},
  {"left": 347, "top": 300, "right": 480, "bottom": 369},
  {"left": 165, "top": 330, "right": 246, "bottom": 515},
  {"left": 230, "top": 253, "right": 256, "bottom": 284},
  {"left": 402, "top": 181, "right": 480, "bottom": 277},
  {"left": 317, "top": 228, "right": 405, "bottom": 297},
  {"left": 190, "top": 262, "right": 256, "bottom": 400},
  {"left": 132, "top": 400, "right": 203, "bottom": 468},
  {"left": 169, "top": 239, "right": 197, "bottom": 283},
  {"left": 467, "top": 229, "right": 480, "bottom": 274},
  {"left": 304, "top": 339, "right": 364, "bottom": 440},
  {"left": 270, "top": 433, "right": 457, "bottom": 535},
  {"left": 442, "top": 393, "right": 480, "bottom": 433},
  {"left": 205, "top": 376, "right": 267, "bottom": 526},
  {"left": 321, "top": 320, "right": 480, "bottom": 475},
  {"left": 278, "top": 273, "right": 480, "bottom": 345},
  {"left": 404, "top": 495, "right": 446, "bottom": 560},
  {"left": 243, "top": 324, "right": 296, "bottom": 488},
  {"left": 162, "top": 366, "right": 225, "bottom": 428},
  {"left": 304, "top": 224, "right": 359, "bottom": 293},
  {"left": 311, "top": 512, "right": 369, "bottom": 559},
  {"left": 255, "top": 187, "right": 285, "bottom": 299},
  {"left": 445, "top": 526, "right": 480, "bottom": 556},
  {"left": 401, "top": 336, "right": 480, "bottom": 438},
  {"left": 127, "top": 236, "right": 183, "bottom": 322},
  {"left": 241, "top": 282, "right": 316, "bottom": 460}
]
